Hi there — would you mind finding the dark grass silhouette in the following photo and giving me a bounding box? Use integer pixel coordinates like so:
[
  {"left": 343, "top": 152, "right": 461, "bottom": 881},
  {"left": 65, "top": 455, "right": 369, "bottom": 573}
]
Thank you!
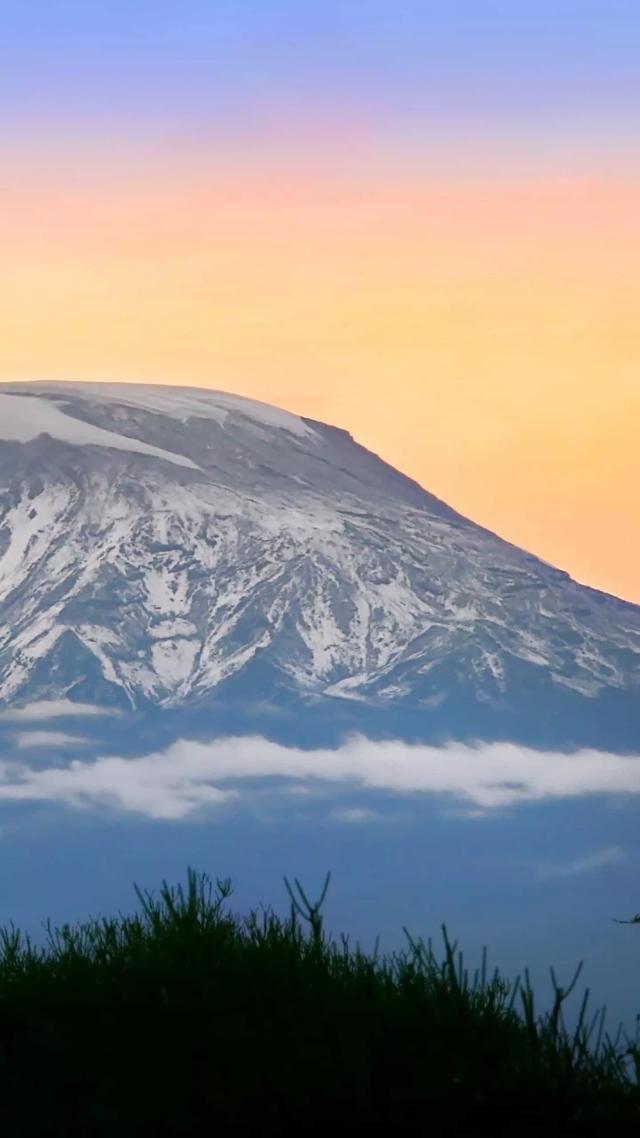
[{"left": 0, "top": 869, "right": 637, "bottom": 1136}]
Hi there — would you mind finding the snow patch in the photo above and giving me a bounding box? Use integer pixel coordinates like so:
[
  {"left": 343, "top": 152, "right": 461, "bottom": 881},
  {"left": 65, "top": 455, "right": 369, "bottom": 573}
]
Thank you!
[
  {"left": 0, "top": 395, "right": 197, "bottom": 470},
  {"left": 2, "top": 383, "right": 315, "bottom": 439},
  {"left": 151, "top": 639, "right": 199, "bottom": 687},
  {"left": 149, "top": 619, "right": 198, "bottom": 640}
]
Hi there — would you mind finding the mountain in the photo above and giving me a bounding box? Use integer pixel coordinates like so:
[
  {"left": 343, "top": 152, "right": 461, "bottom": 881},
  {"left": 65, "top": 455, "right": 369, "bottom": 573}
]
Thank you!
[{"left": 0, "top": 381, "right": 638, "bottom": 750}]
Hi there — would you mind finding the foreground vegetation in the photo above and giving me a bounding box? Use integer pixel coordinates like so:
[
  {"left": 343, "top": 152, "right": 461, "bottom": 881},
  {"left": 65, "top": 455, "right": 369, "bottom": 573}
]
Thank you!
[{"left": 0, "top": 870, "right": 637, "bottom": 1136}]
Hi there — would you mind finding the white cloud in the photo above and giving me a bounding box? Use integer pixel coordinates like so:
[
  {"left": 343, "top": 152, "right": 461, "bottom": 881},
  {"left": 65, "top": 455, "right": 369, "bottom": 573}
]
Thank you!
[
  {"left": 285, "top": 784, "right": 317, "bottom": 796},
  {"left": 0, "top": 700, "right": 121, "bottom": 723},
  {"left": 0, "top": 735, "right": 637, "bottom": 821},
  {"left": 535, "top": 846, "right": 629, "bottom": 879},
  {"left": 14, "top": 731, "right": 89, "bottom": 750},
  {"left": 330, "top": 806, "right": 379, "bottom": 823}
]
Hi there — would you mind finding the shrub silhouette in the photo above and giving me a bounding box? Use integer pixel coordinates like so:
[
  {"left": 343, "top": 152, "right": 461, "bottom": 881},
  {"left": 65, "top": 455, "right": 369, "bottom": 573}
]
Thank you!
[{"left": 0, "top": 868, "right": 636, "bottom": 1136}]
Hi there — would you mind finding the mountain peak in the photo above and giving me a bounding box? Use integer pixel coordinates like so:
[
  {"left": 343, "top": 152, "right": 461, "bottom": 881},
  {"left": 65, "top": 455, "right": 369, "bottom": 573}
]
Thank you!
[
  {"left": 0, "top": 380, "right": 638, "bottom": 748},
  {"left": 0, "top": 380, "right": 315, "bottom": 440}
]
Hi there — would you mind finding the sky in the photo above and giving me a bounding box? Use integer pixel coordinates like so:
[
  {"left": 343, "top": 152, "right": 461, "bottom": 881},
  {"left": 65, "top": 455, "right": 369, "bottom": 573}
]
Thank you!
[{"left": 1, "top": 1, "right": 639, "bottom": 601}]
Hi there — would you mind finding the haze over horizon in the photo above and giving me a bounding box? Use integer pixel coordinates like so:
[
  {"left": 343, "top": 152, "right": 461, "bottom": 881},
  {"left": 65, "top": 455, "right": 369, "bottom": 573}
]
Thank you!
[{"left": 1, "top": 1, "right": 638, "bottom": 603}]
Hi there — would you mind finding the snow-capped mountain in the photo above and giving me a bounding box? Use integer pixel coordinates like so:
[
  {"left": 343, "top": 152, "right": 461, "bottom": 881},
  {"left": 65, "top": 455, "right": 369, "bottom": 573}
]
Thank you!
[{"left": 0, "top": 381, "right": 639, "bottom": 748}]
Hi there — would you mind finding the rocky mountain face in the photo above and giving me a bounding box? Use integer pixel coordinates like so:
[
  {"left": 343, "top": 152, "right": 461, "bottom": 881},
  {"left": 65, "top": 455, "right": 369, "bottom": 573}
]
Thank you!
[{"left": 0, "top": 381, "right": 638, "bottom": 749}]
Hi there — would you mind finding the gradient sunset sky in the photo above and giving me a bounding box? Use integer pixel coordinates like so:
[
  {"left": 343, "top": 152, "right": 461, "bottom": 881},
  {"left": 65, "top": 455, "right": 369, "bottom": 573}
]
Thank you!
[{"left": 1, "top": 1, "right": 639, "bottom": 601}]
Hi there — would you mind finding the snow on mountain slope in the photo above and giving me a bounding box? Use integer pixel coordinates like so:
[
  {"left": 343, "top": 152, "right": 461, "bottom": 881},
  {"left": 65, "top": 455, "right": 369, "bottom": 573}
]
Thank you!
[
  {"left": 0, "top": 393, "right": 197, "bottom": 469},
  {"left": 0, "top": 381, "right": 638, "bottom": 741},
  {"left": 4, "top": 382, "right": 315, "bottom": 438}
]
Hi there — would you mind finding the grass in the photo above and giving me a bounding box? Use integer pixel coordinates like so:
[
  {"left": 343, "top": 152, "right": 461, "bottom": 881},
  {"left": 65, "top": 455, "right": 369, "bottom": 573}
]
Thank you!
[{"left": 0, "top": 869, "right": 636, "bottom": 1136}]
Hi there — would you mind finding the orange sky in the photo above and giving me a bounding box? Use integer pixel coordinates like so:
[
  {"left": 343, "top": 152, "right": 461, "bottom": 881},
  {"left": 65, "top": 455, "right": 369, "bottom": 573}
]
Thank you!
[{"left": 1, "top": 146, "right": 639, "bottom": 602}]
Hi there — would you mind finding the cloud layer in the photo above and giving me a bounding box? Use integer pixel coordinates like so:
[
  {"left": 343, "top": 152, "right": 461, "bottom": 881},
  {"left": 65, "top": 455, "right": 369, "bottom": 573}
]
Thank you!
[
  {"left": 14, "top": 731, "right": 89, "bottom": 750},
  {"left": 535, "top": 846, "right": 629, "bottom": 879},
  {"left": 0, "top": 735, "right": 638, "bottom": 820},
  {"left": 0, "top": 700, "right": 120, "bottom": 723}
]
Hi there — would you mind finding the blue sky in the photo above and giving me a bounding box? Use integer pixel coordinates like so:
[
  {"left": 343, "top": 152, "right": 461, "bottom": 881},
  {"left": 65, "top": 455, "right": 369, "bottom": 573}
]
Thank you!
[{"left": 2, "top": 0, "right": 639, "bottom": 135}]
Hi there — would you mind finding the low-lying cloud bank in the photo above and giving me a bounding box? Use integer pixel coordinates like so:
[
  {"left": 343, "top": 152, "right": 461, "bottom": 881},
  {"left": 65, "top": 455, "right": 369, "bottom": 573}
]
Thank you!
[
  {"left": 535, "top": 846, "right": 628, "bottom": 879},
  {"left": 14, "top": 731, "right": 89, "bottom": 750},
  {"left": 0, "top": 700, "right": 121, "bottom": 723},
  {"left": 0, "top": 735, "right": 639, "bottom": 820}
]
